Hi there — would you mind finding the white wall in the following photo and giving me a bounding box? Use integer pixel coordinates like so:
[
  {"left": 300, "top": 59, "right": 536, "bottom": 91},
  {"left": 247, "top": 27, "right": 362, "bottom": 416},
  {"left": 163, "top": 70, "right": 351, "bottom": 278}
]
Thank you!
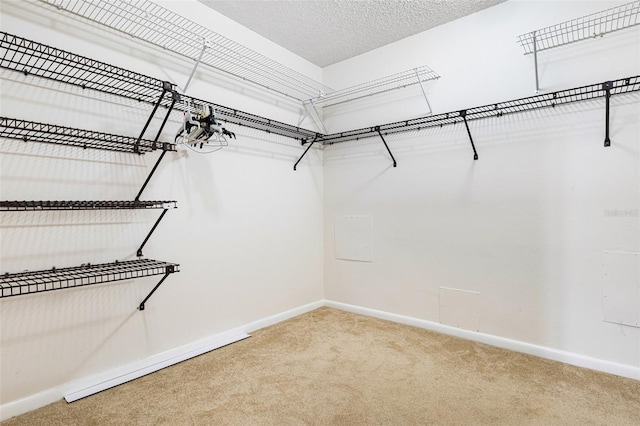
[
  {"left": 323, "top": 0, "right": 640, "bottom": 371},
  {"left": 0, "top": 0, "right": 323, "bottom": 411}
]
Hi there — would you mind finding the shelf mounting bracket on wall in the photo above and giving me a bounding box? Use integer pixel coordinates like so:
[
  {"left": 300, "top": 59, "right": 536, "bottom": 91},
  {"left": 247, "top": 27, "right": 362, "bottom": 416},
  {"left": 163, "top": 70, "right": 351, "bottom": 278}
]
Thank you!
[
  {"left": 460, "top": 110, "right": 479, "bottom": 160},
  {"left": 603, "top": 80, "right": 613, "bottom": 147},
  {"left": 135, "top": 91, "right": 180, "bottom": 201},
  {"left": 375, "top": 127, "right": 397, "bottom": 167},
  {"left": 293, "top": 135, "right": 319, "bottom": 171},
  {"left": 138, "top": 264, "right": 176, "bottom": 311},
  {"left": 415, "top": 68, "right": 434, "bottom": 114},
  {"left": 134, "top": 81, "right": 178, "bottom": 154},
  {"left": 137, "top": 208, "right": 170, "bottom": 257},
  {"left": 299, "top": 99, "right": 328, "bottom": 134}
]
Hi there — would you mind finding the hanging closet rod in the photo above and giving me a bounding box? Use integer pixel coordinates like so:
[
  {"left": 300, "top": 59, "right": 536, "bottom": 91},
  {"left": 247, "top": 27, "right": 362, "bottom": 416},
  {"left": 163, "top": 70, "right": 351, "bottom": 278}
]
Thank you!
[
  {"left": 36, "top": 0, "right": 332, "bottom": 101},
  {"left": 517, "top": 1, "right": 640, "bottom": 54},
  {"left": 0, "top": 32, "right": 317, "bottom": 143},
  {"left": 318, "top": 75, "right": 640, "bottom": 145}
]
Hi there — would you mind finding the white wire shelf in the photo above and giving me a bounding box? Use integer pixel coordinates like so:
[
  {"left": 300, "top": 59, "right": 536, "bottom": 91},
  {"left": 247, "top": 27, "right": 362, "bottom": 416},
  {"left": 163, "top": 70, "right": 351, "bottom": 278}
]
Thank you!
[
  {"left": 517, "top": 1, "right": 640, "bottom": 54},
  {"left": 307, "top": 65, "right": 440, "bottom": 108},
  {"left": 37, "top": 0, "right": 332, "bottom": 101}
]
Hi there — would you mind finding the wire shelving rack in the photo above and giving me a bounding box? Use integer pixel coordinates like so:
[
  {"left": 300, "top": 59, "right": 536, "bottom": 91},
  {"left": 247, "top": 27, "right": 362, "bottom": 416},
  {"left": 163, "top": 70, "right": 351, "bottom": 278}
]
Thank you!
[
  {"left": 0, "top": 32, "right": 318, "bottom": 143},
  {"left": 516, "top": 1, "right": 640, "bottom": 91},
  {"left": 0, "top": 200, "right": 177, "bottom": 211},
  {"left": 0, "top": 259, "right": 179, "bottom": 310},
  {"left": 36, "top": 0, "right": 332, "bottom": 102},
  {"left": 0, "top": 117, "right": 175, "bottom": 153},
  {"left": 309, "top": 66, "right": 440, "bottom": 108},
  {"left": 318, "top": 76, "right": 640, "bottom": 145}
]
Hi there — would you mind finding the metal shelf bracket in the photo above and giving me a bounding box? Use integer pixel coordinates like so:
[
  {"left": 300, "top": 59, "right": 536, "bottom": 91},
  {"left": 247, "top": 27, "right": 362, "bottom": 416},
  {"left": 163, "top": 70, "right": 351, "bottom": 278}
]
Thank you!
[
  {"left": 375, "top": 126, "right": 397, "bottom": 167},
  {"left": 135, "top": 81, "right": 178, "bottom": 154},
  {"left": 460, "top": 110, "right": 479, "bottom": 160},
  {"left": 137, "top": 209, "right": 169, "bottom": 257},
  {"left": 603, "top": 80, "right": 613, "bottom": 147},
  {"left": 293, "top": 135, "right": 319, "bottom": 171},
  {"left": 138, "top": 264, "right": 175, "bottom": 311}
]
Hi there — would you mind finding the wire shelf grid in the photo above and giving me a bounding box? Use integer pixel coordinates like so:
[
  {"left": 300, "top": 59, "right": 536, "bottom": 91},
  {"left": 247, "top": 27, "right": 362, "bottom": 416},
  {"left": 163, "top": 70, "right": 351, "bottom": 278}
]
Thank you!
[
  {"left": 0, "top": 116, "right": 175, "bottom": 153},
  {"left": 0, "top": 32, "right": 317, "bottom": 142},
  {"left": 0, "top": 259, "right": 179, "bottom": 298},
  {"left": 517, "top": 1, "right": 640, "bottom": 54},
  {"left": 308, "top": 65, "right": 440, "bottom": 108},
  {"left": 319, "top": 76, "right": 640, "bottom": 145},
  {"left": 38, "top": 0, "right": 332, "bottom": 101},
  {"left": 0, "top": 200, "right": 177, "bottom": 211}
]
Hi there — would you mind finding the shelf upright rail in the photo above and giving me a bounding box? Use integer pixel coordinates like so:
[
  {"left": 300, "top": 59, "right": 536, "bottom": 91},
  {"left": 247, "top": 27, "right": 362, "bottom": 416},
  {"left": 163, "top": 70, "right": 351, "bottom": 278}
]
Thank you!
[{"left": 517, "top": 1, "right": 640, "bottom": 92}]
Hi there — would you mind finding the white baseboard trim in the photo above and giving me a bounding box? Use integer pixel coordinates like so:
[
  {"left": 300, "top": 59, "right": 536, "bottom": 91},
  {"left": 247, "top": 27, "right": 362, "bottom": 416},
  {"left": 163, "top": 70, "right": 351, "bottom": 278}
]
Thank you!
[
  {"left": 323, "top": 300, "right": 640, "bottom": 381},
  {"left": 0, "top": 299, "right": 323, "bottom": 421},
  {"left": 242, "top": 300, "right": 325, "bottom": 334}
]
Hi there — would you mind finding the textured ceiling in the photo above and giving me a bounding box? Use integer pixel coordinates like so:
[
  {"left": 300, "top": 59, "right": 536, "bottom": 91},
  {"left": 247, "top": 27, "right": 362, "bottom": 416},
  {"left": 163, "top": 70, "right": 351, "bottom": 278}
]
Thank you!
[{"left": 198, "top": 0, "right": 505, "bottom": 67}]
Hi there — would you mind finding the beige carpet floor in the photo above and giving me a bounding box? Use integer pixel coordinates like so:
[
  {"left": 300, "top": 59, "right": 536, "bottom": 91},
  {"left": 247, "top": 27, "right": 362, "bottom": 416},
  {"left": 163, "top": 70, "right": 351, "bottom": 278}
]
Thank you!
[{"left": 3, "top": 307, "right": 640, "bottom": 425}]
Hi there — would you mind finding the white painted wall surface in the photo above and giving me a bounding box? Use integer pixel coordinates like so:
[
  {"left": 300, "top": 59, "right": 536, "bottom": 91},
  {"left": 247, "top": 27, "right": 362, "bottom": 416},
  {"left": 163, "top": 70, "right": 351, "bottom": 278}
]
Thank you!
[
  {"left": 323, "top": 0, "right": 640, "bottom": 369},
  {"left": 0, "top": 0, "right": 323, "bottom": 411}
]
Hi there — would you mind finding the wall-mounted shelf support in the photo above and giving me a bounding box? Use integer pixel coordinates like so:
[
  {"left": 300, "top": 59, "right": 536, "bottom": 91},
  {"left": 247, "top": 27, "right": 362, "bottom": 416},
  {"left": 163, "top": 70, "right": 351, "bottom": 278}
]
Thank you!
[
  {"left": 460, "top": 110, "right": 479, "bottom": 160},
  {"left": 138, "top": 264, "right": 176, "bottom": 311},
  {"left": 415, "top": 68, "right": 434, "bottom": 114},
  {"left": 532, "top": 31, "right": 540, "bottom": 93},
  {"left": 517, "top": 1, "right": 640, "bottom": 92},
  {"left": 299, "top": 99, "right": 328, "bottom": 134},
  {"left": 135, "top": 81, "right": 177, "bottom": 154},
  {"left": 603, "top": 80, "right": 613, "bottom": 147},
  {"left": 136, "top": 151, "right": 168, "bottom": 201},
  {"left": 137, "top": 209, "right": 169, "bottom": 257},
  {"left": 375, "top": 127, "right": 397, "bottom": 167},
  {"left": 293, "top": 135, "right": 319, "bottom": 171}
]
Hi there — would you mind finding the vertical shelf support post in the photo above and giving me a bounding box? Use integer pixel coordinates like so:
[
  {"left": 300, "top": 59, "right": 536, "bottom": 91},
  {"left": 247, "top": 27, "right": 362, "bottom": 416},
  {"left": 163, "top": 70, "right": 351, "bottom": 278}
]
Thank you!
[
  {"left": 603, "top": 80, "right": 613, "bottom": 147},
  {"left": 137, "top": 209, "right": 169, "bottom": 257},
  {"left": 134, "top": 81, "right": 173, "bottom": 153},
  {"left": 533, "top": 31, "right": 540, "bottom": 93},
  {"left": 138, "top": 265, "right": 175, "bottom": 311},
  {"left": 460, "top": 110, "right": 479, "bottom": 160},
  {"left": 375, "top": 126, "right": 397, "bottom": 167},
  {"left": 135, "top": 90, "right": 179, "bottom": 201},
  {"left": 293, "top": 135, "right": 319, "bottom": 171},
  {"left": 415, "top": 68, "right": 433, "bottom": 115}
]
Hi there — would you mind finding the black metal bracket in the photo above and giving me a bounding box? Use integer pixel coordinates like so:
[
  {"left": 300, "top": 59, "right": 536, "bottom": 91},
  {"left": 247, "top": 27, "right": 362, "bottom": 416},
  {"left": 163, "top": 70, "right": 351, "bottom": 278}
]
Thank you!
[
  {"left": 460, "top": 110, "right": 479, "bottom": 160},
  {"left": 135, "top": 90, "right": 180, "bottom": 201},
  {"left": 134, "top": 81, "right": 177, "bottom": 154},
  {"left": 603, "top": 81, "right": 613, "bottom": 147},
  {"left": 137, "top": 209, "right": 169, "bottom": 257},
  {"left": 138, "top": 265, "right": 175, "bottom": 311},
  {"left": 375, "top": 126, "right": 397, "bottom": 167},
  {"left": 293, "top": 135, "right": 319, "bottom": 171}
]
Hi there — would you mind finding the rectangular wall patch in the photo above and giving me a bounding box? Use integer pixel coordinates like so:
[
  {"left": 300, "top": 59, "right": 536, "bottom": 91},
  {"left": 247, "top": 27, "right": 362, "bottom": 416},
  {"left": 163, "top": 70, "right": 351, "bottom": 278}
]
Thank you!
[
  {"left": 334, "top": 216, "right": 373, "bottom": 262},
  {"left": 603, "top": 251, "right": 639, "bottom": 328}
]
